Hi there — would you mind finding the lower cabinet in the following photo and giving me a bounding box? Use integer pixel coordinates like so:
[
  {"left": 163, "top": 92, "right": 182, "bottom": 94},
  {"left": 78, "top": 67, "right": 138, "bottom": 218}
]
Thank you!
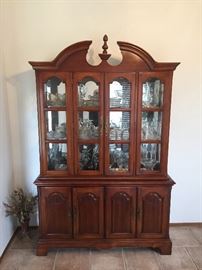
[
  {"left": 73, "top": 187, "right": 104, "bottom": 239},
  {"left": 38, "top": 184, "right": 172, "bottom": 255},
  {"left": 40, "top": 187, "right": 73, "bottom": 238},
  {"left": 106, "top": 187, "right": 136, "bottom": 238},
  {"left": 137, "top": 187, "right": 170, "bottom": 239}
]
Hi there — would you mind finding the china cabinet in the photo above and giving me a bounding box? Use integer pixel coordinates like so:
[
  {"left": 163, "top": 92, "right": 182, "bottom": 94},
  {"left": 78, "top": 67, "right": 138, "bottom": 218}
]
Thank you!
[{"left": 29, "top": 35, "right": 179, "bottom": 256}]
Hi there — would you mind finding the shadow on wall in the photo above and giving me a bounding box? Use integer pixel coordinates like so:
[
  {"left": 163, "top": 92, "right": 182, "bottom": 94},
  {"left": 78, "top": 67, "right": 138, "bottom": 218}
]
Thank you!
[{"left": 6, "top": 70, "right": 39, "bottom": 225}]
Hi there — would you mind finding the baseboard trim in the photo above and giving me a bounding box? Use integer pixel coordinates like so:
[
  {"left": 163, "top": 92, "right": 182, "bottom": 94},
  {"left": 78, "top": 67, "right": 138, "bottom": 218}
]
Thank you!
[{"left": 170, "top": 222, "right": 202, "bottom": 226}]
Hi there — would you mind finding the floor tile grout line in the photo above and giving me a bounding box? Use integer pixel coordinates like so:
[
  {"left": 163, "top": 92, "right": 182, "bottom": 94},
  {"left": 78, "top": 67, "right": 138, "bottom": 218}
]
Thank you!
[
  {"left": 122, "top": 248, "right": 128, "bottom": 270},
  {"left": 188, "top": 227, "right": 202, "bottom": 246},
  {"left": 185, "top": 247, "right": 200, "bottom": 270},
  {"left": 90, "top": 249, "right": 92, "bottom": 270},
  {"left": 154, "top": 251, "right": 165, "bottom": 270},
  {"left": 52, "top": 249, "right": 58, "bottom": 270}
]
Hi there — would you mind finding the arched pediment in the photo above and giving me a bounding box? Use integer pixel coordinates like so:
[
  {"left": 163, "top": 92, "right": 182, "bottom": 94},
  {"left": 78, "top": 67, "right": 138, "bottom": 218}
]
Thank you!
[{"left": 29, "top": 35, "right": 179, "bottom": 72}]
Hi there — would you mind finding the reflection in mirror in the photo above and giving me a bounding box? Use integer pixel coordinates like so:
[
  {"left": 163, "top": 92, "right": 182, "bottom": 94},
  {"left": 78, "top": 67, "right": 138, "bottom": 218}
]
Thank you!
[
  {"left": 141, "top": 112, "right": 162, "bottom": 140},
  {"left": 46, "top": 111, "right": 66, "bottom": 139},
  {"left": 44, "top": 77, "right": 66, "bottom": 107},
  {"left": 78, "top": 78, "right": 99, "bottom": 107},
  {"left": 110, "top": 78, "right": 131, "bottom": 108},
  {"left": 48, "top": 143, "right": 67, "bottom": 170},
  {"left": 109, "top": 144, "right": 129, "bottom": 172},
  {"left": 140, "top": 143, "right": 160, "bottom": 171},
  {"left": 79, "top": 111, "right": 99, "bottom": 139},
  {"left": 110, "top": 112, "right": 130, "bottom": 140},
  {"left": 142, "top": 79, "right": 164, "bottom": 108},
  {"left": 79, "top": 144, "right": 99, "bottom": 170}
]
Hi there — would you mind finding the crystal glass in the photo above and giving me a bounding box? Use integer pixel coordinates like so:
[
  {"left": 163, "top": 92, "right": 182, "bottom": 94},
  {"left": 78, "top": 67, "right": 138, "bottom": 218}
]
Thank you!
[
  {"left": 78, "top": 78, "right": 99, "bottom": 107},
  {"left": 44, "top": 77, "right": 66, "bottom": 107},
  {"left": 78, "top": 111, "right": 99, "bottom": 139},
  {"left": 109, "top": 144, "right": 129, "bottom": 172},
  {"left": 141, "top": 112, "right": 162, "bottom": 140},
  {"left": 46, "top": 111, "right": 66, "bottom": 139},
  {"left": 109, "top": 112, "right": 130, "bottom": 140},
  {"left": 79, "top": 144, "right": 99, "bottom": 170},
  {"left": 140, "top": 143, "right": 160, "bottom": 171},
  {"left": 142, "top": 79, "right": 164, "bottom": 108},
  {"left": 48, "top": 143, "right": 67, "bottom": 170},
  {"left": 110, "top": 78, "right": 131, "bottom": 108}
]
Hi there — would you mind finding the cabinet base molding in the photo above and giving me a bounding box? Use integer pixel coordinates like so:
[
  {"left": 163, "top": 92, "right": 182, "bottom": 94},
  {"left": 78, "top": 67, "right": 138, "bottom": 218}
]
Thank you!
[{"left": 36, "top": 238, "right": 172, "bottom": 256}]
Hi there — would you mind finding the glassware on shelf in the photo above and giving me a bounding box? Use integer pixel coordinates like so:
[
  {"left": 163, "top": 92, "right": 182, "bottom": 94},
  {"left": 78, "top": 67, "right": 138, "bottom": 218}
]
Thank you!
[
  {"left": 78, "top": 79, "right": 99, "bottom": 107},
  {"left": 140, "top": 143, "right": 160, "bottom": 171},
  {"left": 109, "top": 111, "right": 130, "bottom": 140},
  {"left": 78, "top": 111, "right": 99, "bottom": 139},
  {"left": 48, "top": 143, "right": 67, "bottom": 170},
  {"left": 44, "top": 77, "right": 66, "bottom": 107},
  {"left": 141, "top": 112, "right": 162, "bottom": 140},
  {"left": 46, "top": 111, "right": 67, "bottom": 139},
  {"left": 79, "top": 144, "right": 99, "bottom": 170},
  {"left": 109, "top": 144, "right": 129, "bottom": 172},
  {"left": 110, "top": 78, "right": 131, "bottom": 108},
  {"left": 142, "top": 79, "right": 164, "bottom": 108}
]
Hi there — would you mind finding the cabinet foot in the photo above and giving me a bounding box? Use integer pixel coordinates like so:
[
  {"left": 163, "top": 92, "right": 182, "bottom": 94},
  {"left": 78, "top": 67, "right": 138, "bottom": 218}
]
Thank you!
[
  {"left": 157, "top": 242, "right": 172, "bottom": 255},
  {"left": 36, "top": 246, "right": 48, "bottom": 256}
]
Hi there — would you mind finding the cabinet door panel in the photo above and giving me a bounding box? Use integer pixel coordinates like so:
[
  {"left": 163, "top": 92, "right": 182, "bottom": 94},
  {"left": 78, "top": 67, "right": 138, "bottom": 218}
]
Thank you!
[
  {"left": 137, "top": 187, "right": 170, "bottom": 238},
  {"left": 106, "top": 187, "right": 136, "bottom": 238},
  {"left": 105, "top": 73, "right": 136, "bottom": 176},
  {"left": 73, "top": 187, "right": 104, "bottom": 239},
  {"left": 73, "top": 73, "right": 104, "bottom": 175},
  {"left": 40, "top": 187, "right": 72, "bottom": 238}
]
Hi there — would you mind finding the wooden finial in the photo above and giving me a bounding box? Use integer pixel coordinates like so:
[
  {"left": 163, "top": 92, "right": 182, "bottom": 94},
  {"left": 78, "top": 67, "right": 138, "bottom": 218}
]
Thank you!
[{"left": 99, "top": 34, "right": 111, "bottom": 61}]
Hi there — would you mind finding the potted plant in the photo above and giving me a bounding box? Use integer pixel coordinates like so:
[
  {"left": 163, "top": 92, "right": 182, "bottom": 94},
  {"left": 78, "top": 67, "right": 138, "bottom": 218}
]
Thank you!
[{"left": 3, "top": 188, "right": 38, "bottom": 233}]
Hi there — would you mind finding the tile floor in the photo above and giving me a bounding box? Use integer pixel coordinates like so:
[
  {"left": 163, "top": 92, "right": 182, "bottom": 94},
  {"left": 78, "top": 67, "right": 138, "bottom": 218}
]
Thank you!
[{"left": 0, "top": 225, "right": 202, "bottom": 270}]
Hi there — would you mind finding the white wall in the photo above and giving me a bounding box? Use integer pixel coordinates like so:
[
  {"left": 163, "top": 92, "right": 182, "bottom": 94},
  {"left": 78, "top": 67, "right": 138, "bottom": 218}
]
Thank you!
[
  {"left": 1, "top": 0, "right": 201, "bottom": 255},
  {"left": 0, "top": 1, "right": 16, "bottom": 256}
]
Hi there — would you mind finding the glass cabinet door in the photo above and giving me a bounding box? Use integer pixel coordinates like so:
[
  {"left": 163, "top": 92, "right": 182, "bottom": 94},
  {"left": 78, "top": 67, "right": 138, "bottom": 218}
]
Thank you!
[
  {"left": 138, "top": 77, "right": 164, "bottom": 173},
  {"left": 41, "top": 74, "right": 73, "bottom": 174},
  {"left": 105, "top": 74, "right": 135, "bottom": 175},
  {"left": 74, "top": 74, "right": 104, "bottom": 175}
]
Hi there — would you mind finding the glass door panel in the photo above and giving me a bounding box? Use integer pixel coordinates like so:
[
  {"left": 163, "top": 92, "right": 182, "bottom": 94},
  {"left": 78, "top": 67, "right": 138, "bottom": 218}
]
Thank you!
[
  {"left": 105, "top": 74, "right": 135, "bottom": 175},
  {"left": 75, "top": 73, "right": 103, "bottom": 175},
  {"left": 46, "top": 111, "right": 66, "bottom": 139},
  {"left": 110, "top": 79, "right": 131, "bottom": 108},
  {"left": 79, "top": 111, "right": 99, "bottom": 139},
  {"left": 142, "top": 79, "right": 164, "bottom": 108},
  {"left": 140, "top": 143, "right": 160, "bottom": 171},
  {"left": 79, "top": 144, "right": 99, "bottom": 171},
  {"left": 109, "top": 144, "right": 129, "bottom": 172},
  {"left": 44, "top": 77, "right": 66, "bottom": 107},
  {"left": 42, "top": 73, "right": 73, "bottom": 175},
  {"left": 47, "top": 143, "right": 67, "bottom": 171},
  {"left": 141, "top": 112, "right": 162, "bottom": 140},
  {"left": 138, "top": 76, "right": 165, "bottom": 174},
  {"left": 78, "top": 78, "right": 99, "bottom": 107},
  {"left": 109, "top": 111, "right": 130, "bottom": 141}
]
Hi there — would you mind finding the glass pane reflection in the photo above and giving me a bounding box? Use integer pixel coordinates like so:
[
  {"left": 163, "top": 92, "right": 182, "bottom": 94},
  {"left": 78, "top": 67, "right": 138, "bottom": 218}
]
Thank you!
[
  {"left": 78, "top": 78, "right": 99, "bottom": 107},
  {"left": 110, "top": 78, "right": 131, "bottom": 108},
  {"left": 79, "top": 144, "right": 99, "bottom": 170},
  {"left": 44, "top": 77, "right": 66, "bottom": 107},
  {"left": 142, "top": 79, "right": 164, "bottom": 108},
  {"left": 110, "top": 112, "right": 130, "bottom": 140},
  {"left": 79, "top": 111, "right": 99, "bottom": 139},
  {"left": 46, "top": 111, "right": 66, "bottom": 139},
  {"left": 48, "top": 143, "right": 67, "bottom": 170},
  {"left": 141, "top": 143, "right": 160, "bottom": 171},
  {"left": 141, "top": 112, "right": 162, "bottom": 140},
  {"left": 109, "top": 144, "right": 129, "bottom": 172}
]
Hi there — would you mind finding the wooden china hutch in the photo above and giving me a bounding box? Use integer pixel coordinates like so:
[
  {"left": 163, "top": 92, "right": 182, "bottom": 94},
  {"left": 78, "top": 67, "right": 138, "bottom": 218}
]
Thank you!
[{"left": 29, "top": 35, "right": 179, "bottom": 256}]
